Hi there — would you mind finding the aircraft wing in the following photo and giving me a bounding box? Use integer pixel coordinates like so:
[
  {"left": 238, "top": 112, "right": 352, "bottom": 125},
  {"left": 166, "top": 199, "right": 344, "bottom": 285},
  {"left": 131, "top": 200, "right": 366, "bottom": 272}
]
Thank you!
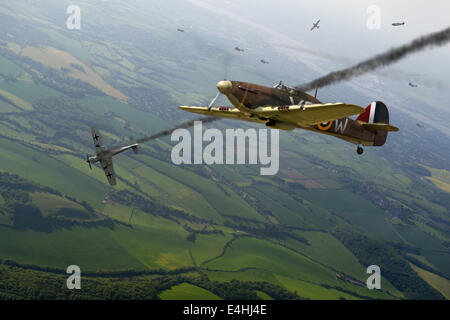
[
  {"left": 251, "top": 103, "right": 365, "bottom": 125},
  {"left": 178, "top": 106, "right": 267, "bottom": 125},
  {"left": 91, "top": 126, "right": 106, "bottom": 153},
  {"left": 99, "top": 156, "right": 116, "bottom": 186},
  {"left": 180, "top": 103, "right": 364, "bottom": 127}
]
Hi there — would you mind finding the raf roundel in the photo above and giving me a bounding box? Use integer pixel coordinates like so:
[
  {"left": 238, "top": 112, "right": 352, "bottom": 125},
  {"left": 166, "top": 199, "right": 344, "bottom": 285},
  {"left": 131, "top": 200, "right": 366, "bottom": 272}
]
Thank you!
[{"left": 317, "top": 121, "right": 332, "bottom": 131}]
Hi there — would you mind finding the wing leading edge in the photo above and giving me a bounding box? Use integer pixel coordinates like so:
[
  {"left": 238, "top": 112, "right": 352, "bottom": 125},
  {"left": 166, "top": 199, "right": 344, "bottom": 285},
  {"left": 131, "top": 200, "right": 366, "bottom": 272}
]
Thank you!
[
  {"left": 178, "top": 106, "right": 267, "bottom": 124},
  {"left": 179, "top": 103, "right": 364, "bottom": 126}
]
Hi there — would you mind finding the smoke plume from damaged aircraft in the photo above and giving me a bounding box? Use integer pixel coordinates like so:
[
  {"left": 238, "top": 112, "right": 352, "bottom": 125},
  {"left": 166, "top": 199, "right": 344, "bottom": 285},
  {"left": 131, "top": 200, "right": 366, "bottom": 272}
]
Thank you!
[
  {"left": 295, "top": 26, "right": 450, "bottom": 92},
  {"left": 136, "top": 117, "right": 219, "bottom": 144},
  {"left": 137, "top": 27, "right": 449, "bottom": 141}
]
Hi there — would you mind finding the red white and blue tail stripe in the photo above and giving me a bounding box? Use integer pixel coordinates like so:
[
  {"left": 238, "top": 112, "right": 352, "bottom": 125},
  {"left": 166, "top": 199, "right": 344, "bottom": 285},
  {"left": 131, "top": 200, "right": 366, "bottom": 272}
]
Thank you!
[{"left": 356, "top": 101, "right": 389, "bottom": 124}]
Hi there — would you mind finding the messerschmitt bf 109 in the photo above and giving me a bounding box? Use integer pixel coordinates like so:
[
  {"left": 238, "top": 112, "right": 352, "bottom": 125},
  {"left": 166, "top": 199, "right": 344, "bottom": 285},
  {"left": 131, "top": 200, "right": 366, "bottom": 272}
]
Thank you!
[
  {"left": 179, "top": 80, "right": 399, "bottom": 155},
  {"left": 86, "top": 127, "right": 138, "bottom": 185}
]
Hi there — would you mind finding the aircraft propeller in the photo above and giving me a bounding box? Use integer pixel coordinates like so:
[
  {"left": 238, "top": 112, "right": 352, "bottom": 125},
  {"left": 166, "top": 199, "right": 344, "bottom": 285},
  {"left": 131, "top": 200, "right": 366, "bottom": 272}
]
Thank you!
[
  {"left": 206, "top": 51, "right": 235, "bottom": 110},
  {"left": 207, "top": 91, "right": 221, "bottom": 110},
  {"left": 86, "top": 153, "right": 92, "bottom": 170}
]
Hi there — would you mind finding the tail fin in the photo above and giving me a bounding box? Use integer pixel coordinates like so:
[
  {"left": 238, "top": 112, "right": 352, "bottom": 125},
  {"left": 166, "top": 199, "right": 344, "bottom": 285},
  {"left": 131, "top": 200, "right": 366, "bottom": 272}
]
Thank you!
[
  {"left": 130, "top": 137, "right": 139, "bottom": 154},
  {"left": 356, "top": 101, "right": 389, "bottom": 124},
  {"left": 357, "top": 101, "right": 394, "bottom": 146}
]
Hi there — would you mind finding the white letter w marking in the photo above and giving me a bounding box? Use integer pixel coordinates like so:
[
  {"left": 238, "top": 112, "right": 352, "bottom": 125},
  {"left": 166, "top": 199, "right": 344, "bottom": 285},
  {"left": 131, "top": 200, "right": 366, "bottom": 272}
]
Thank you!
[{"left": 334, "top": 119, "right": 348, "bottom": 134}]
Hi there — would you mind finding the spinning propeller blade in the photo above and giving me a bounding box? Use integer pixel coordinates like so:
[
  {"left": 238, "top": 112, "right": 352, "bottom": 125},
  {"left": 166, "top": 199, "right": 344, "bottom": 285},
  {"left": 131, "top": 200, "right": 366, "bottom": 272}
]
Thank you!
[
  {"left": 86, "top": 154, "right": 92, "bottom": 170},
  {"left": 208, "top": 91, "right": 221, "bottom": 110}
]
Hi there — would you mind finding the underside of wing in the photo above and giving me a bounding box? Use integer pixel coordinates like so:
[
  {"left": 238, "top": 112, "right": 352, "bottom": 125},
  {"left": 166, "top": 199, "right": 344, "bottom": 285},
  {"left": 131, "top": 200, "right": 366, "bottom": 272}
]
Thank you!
[
  {"left": 180, "top": 103, "right": 365, "bottom": 128},
  {"left": 179, "top": 106, "right": 266, "bottom": 124},
  {"left": 252, "top": 103, "right": 365, "bottom": 125},
  {"left": 100, "top": 156, "right": 116, "bottom": 186}
]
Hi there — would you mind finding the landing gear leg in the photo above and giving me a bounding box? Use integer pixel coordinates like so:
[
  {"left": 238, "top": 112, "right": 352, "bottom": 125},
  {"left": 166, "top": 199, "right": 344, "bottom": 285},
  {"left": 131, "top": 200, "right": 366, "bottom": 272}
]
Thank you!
[{"left": 357, "top": 146, "right": 364, "bottom": 155}]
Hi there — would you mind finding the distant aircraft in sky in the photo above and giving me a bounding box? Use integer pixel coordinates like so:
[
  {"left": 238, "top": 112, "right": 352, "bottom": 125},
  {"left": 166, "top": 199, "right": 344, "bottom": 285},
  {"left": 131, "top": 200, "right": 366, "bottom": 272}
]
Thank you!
[
  {"left": 235, "top": 46, "right": 244, "bottom": 52},
  {"left": 260, "top": 59, "right": 269, "bottom": 64},
  {"left": 409, "top": 82, "right": 418, "bottom": 87},
  {"left": 392, "top": 22, "right": 405, "bottom": 26},
  {"left": 177, "top": 28, "right": 185, "bottom": 32},
  {"left": 416, "top": 123, "right": 425, "bottom": 128},
  {"left": 310, "top": 20, "right": 320, "bottom": 31}
]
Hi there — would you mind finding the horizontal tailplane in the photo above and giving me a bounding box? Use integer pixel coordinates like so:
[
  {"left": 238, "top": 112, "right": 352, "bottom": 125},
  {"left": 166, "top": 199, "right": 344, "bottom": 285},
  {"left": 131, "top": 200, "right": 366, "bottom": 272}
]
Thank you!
[{"left": 357, "top": 101, "right": 398, "bottom": 146}]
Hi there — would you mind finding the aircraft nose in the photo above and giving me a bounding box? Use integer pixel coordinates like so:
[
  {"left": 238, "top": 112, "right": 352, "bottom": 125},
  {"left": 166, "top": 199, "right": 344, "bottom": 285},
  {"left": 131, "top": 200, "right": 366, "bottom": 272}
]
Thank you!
[{"left": 217, "top": 80, "right": 232, "bottom": 94}]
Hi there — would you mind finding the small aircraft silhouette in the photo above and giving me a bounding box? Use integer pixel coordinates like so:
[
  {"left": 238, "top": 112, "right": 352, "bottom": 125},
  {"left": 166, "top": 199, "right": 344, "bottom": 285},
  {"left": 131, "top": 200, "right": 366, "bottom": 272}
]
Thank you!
[
  {"left": 392, "top": 22, "right": 405, "bottom": 26},
  {"left": 86, "top": 127, "right": 138, "bottom": 185},
  {"left": 235, "top": 46, "right": 244, "bottom": 52},
  {"left": 310, "top": 20, "right": 320, "bottom": 31},
  {"left": 408, "top": 82, "right": 418, "bottom": 88},
  {"left": 260, "top": 59, "right": 269, "bottom": 64},
  {"left": 177, "top": 28, "right": 185, "bottom": 32}
]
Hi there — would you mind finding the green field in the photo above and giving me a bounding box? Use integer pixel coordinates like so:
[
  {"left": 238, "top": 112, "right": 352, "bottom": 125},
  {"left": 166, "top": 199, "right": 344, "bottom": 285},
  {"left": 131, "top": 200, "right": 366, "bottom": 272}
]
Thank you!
[
  {"left": 205, "top": 237, "right": 339, "bottom": 284},
  {"left": 31, "top": 192, "right": 89, "bottom": 218},
  {"left": 425, "top": 166, "right": 450, "bottom": 193},
  {"left": 410, "top": 263, "right": 450, "bottom": 299},
  {"left": 0, "top": 138, "right": 110, "bottom": 209},
  {"left": 190, "top": 233, "right": 235, "bottom": 266},
  {"left": 0, "top": 224, "right": 147, "bottom": 270},
  {"left": 281, "top": 231, "right": 366, "bottom": 279},
  {"left": 103, "top": 204, "right": 133, "bottom": 224},
  {"left": 0, "top": 0, "right": 448, "bottom": 300},
  {"left": 159, "top": 282, "right": 222, "bottom": 300}
]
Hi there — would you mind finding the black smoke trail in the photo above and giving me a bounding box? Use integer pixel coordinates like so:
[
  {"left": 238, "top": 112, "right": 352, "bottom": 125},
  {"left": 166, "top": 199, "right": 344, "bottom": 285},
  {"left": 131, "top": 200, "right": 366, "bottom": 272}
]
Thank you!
[
  {"left": 136, "top": 117, "right": 218, "bottom": 144},
  {"left": 137, "top": 27, "right": 450, "bottom": 144},
  {"left": 295, "top": 26, "right": 450, "bottom": 92}
]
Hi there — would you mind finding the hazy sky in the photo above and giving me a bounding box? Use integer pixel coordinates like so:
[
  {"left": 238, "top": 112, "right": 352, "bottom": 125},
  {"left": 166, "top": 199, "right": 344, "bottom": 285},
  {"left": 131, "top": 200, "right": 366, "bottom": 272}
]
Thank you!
[{"left": 191, "top": 0, "right": 450, "bottom": 82}]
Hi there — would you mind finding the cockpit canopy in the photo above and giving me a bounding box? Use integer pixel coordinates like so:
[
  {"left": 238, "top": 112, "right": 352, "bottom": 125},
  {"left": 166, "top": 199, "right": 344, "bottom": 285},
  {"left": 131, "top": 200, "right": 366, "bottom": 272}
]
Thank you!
[{"left": 273, "top": 81, "right": 301, "bottom": 96}]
